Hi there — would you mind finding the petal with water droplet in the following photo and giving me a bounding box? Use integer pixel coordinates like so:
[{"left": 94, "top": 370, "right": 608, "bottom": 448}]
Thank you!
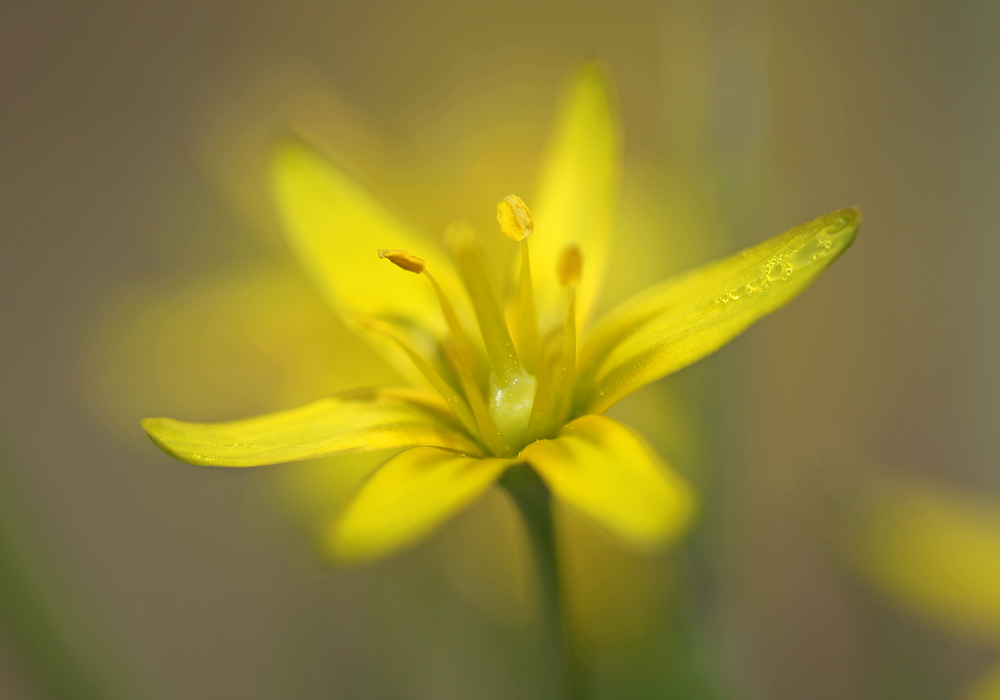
[{"left": 577, "top": 208, "right": 860, "bottom": 414}]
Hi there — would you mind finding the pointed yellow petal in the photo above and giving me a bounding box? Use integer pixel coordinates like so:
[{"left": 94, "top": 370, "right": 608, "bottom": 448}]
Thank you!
[
  {"left": 531, "top": 61, "right": 621, "bottom": 331},
  {"left": 141, "top": 387, "right": 481, "bottom": 466},
  {"left": 849, "top": 477, "right": 1000, "bottom": 639},
  {"left": 579, "top": 208, "right": 859, "bottom": 414},
  {"left": 328, "top": 447, "right": 516, "bottom": 563},
  {"left": 520, "top": 415, "right": 695, "bottom": 551},
  {"left": 270, "top": 137, "right": 467, "bottom": 342}
]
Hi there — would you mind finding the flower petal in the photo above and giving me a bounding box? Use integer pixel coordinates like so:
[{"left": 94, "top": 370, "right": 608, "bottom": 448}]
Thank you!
[
  {"left": 849, "top": 477, "right": 1000, "bottom": 639},
  {"left": 520, "top": 415, "right": 695, "bottom": 551},
  {"left": 141, "top": 387, "right": 481, "bottom": 466},
  {"left": 270, "top": 136, "right": 468, "bottom": 343},
  {"left": 579, "top": 208, "right": 859, "bottom": 414},
  {"left": 531, "top": 61, "right": 621, "bottom": 331},
  {"left": 328, "top": 447, "right": 516, "bottom": 563}
]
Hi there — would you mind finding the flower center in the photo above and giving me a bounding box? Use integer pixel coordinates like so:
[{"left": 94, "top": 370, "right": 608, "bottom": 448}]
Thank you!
[
  {"left": 488, "top": 365, "right": 536, "bottom": 449},
  {"left": 377, "top": 196, "right": 581, "bottom": 456}
]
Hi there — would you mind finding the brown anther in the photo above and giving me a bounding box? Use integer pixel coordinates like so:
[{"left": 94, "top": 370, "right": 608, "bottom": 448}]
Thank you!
[
  {"left": 558, "top": 245, "right": 583, "bottom": 288},
  {"left": 377, "top": 248, "right": 426, "bottom": 274},
  {"left": 496, "top": 194, "right": 534, "bottom": 241}
]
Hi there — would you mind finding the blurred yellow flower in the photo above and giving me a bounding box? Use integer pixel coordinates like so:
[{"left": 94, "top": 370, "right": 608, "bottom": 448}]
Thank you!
[
  {"left": 847, "top": 476, "right": 1000, "bottom": 700},
  {"left": 141, "top": 61, "right": 859, "bottom": 565}
]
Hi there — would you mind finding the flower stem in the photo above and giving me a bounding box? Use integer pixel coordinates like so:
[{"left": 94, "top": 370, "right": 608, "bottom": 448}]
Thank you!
[{"left": 499, "top": 464, "right": 584, "bottom": 700}]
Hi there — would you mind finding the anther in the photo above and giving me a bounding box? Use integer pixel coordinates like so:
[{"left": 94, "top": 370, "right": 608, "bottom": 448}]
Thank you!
[
  {"left": 377, "top": 248, "right": 426, "bottom": 274},
  {"left": 496, "top": 194, "right": 534, "bottom": 241},
  {"left": 558, "top": 245, "right": 583, "bottom": 288}
]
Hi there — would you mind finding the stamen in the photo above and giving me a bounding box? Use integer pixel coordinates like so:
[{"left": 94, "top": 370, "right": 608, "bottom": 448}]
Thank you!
[
  {"left": 451, "top": 234, "right": 522, "bottom": 385},
  {"left": 377, "top": 246, "right": 512, "bottom": 456},
  {"left": 496, "top": 194, "right": 534, "bottom": 241},
  {"left": 554, "top": 246, "right": 582, "bottom": 423},
  {"left": 424, "top": 270, "right": 513, "bottom": 458},
  {"left": 353, "top": 315, "right": 480, "bottom": 444},
  {"left": 558, "top": 245, "right": 583, "bottom": 288},
  {"left": 424, "top": 271, "right": 481, "bottom": 380},
  {"left": 525, "top": 344, "right": 554, "bottom": 443},
  {"left": 377, "top": 248, "right": 426, "bottom": 274},
  {"left": 555, "top": 289, "right": 577, "bottom": 423},
  {"left": 514, "top": 240, "right": 540, "bottom": 374}
]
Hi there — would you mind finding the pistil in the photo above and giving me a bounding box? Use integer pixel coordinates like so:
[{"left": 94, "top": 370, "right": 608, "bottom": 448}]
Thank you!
[
  {"left": 554, "top": 246, "right": 581, "bottom": 425},
  {"left": 375, "top": 193, "right": 550, "bottom": 454},
  {"left": 526, "top": 246, "right": 583, "bottom": 440},
  {"left": 424, "top": 269, "right": 512, "bottom": 457},
  {"left": 451, "top": 227, "right": 537, "bottom": 449},
  {"left": 497, "top": 195, "right": 540, "bottom": 373},
  {"left": 451, "top": 232, "right": 522, "bottom": 385}
]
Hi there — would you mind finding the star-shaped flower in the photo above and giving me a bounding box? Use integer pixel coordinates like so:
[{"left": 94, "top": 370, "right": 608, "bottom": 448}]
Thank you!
[{"left": 141, "top": 62, "right": 859, "bottom": 564}]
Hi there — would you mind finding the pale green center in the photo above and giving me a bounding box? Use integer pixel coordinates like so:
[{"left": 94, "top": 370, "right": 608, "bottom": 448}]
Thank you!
[{"left": 488, "top": 367, "right": 537, "bottom": 450}]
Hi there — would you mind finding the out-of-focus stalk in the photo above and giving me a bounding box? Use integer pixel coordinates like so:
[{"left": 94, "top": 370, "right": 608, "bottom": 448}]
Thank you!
[
  {"left": 0, "top": 441, "right": 152, "bottom": 700},
  {"left": 500, "top": 464, "right": 585, "bottom": 700}
]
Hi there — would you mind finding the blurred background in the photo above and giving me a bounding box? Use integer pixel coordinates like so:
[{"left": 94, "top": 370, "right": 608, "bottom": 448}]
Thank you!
[{"left": 2, "top": 0, "right": 999, "bottom": 698}]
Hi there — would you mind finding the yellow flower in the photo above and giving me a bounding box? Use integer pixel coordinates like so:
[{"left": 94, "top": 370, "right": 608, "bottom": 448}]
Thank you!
[
  {"left": 141, "top": 62, "right": 859, "bottom": 565},
  {"left": 846, "top": 475, "right": 1000, "bottom": 700}
]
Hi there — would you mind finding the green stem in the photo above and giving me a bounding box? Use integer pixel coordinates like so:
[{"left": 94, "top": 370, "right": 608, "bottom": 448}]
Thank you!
[{"left": 499, "top": 464, "right": 584, "bottom": 700}]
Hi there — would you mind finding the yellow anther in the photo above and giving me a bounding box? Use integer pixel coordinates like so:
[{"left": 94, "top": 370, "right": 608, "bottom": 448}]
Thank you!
[
  {"left": 377, "top": 248, "right": 426, "bottom": 274},
  {"left": 496, "top": 194, "right": 534, "bottom": 241},
  {"left": 558, "top": 245, "right": 583, "bottom": 288}
]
